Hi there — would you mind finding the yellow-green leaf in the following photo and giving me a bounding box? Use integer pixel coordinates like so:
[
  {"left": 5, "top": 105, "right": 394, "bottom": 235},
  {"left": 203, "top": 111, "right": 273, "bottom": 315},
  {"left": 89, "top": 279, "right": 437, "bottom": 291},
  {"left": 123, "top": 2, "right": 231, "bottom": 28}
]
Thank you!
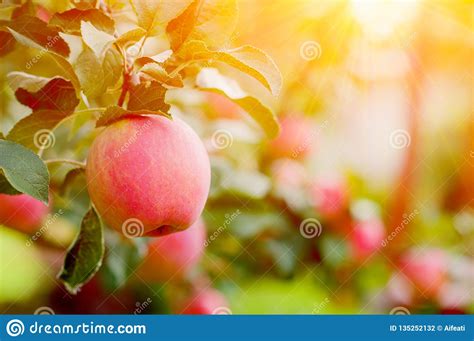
[
  {"left": 74, "top": 44, "right": 121, "bottom": 99},
  {"left": 133, "top": 0, "right": 193, "bottom": 36},
  {"left": 138, "top": 61, "right": 183, "bottom": 87},
  {"left": 166, "top": 0, "right": 237, "bottom": 51},
  {"left": 197, "top": 68, "right": 279, "bottom": 138},
  {"left": 81, "top": 21, "right": 115, "bottom": 58},
  {"left": 115, "top": 27, "right": 146, "bottom": 50},
  {"left": 177, "top": 40, "right": 282, "bottom": 96},
  {"left": 7, "top": 110, "right": 69, "bottom": 152}
]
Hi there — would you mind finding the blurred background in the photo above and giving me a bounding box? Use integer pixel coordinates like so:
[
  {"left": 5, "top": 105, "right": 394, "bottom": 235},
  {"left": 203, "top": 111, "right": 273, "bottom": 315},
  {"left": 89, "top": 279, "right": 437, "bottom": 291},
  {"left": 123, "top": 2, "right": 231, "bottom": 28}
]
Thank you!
[{"left": 0, "top": 0, "right": 473, "bottom": 314}]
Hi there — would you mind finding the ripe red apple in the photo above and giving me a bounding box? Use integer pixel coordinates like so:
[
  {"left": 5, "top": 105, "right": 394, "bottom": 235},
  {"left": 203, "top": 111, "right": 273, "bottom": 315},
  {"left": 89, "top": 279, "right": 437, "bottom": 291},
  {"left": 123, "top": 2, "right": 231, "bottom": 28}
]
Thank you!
[
  {"left": 310, "top": 177, "right": 348, "bottom": 218},
  {"left": 86, "top": 115, "right": 211, "bottom": 236},
  {"left": 350, "top": 218, "right": 385, "bottom": 261},
  {"left": 205, "top": 93, "right": 241, "bottom": 119},
  {"left": 268, "top": 116, "right": 314, "bottom": 160},
  {"left": 399, "top": 248, "right": 447, "bottom": 297},
  {"left": 0, "top": 194, "right": 49, "bottom": 234},
  {"left": 138, "top": 219, "right": 206, "bottom": 282},
  {"left": 177, "top": 288, "right": 230, "bottom": 314}
]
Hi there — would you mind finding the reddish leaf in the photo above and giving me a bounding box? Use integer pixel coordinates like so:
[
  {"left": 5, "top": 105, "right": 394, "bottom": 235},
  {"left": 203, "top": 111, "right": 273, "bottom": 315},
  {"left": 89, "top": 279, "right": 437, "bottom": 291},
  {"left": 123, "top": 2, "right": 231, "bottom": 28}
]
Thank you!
[
  {"left": 15, "top": 77, "right": 79, "bottom": 112},
  {"left": 7, "top": 15, "right": 70, "bottom": 57},
  {"left": 0, "top": 30, "right": 15, "bottom": 56},
  {"left": 72, "top": 0, "right": 98, "bottom": 10},
  {"left": 50, "top": 8, "right": 115, "bottom": 34}
]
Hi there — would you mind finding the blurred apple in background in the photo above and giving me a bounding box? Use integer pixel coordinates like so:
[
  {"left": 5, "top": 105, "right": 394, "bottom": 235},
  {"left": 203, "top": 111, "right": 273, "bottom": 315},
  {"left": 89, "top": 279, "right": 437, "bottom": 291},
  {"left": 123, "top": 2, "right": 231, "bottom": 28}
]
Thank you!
[
  {"left": 205, "top": 93, "right": 242, "bottom": 120},
  {"left": 310, "top": 177, "right": 348, "bottom": 218},
  {"left": 138, "top": 220, "right": 206, "bottom": 283},
  {"left": 267, "top": 115, "right": 315, "bottom": 160},
  {"left": 49, "top": 277, "right": 135, "bottom": 314},
  {"left": 0, "top": 194, "right": 50, "bottom": 234},
  {"left": 398, "top": 248, "right": 447, "bottom": 298},
  {"left": 176, "top": 288, "right": 229, "bottom": 315},
  {"left": 350, "top": 218, "right": 385, "bottom": 261}
]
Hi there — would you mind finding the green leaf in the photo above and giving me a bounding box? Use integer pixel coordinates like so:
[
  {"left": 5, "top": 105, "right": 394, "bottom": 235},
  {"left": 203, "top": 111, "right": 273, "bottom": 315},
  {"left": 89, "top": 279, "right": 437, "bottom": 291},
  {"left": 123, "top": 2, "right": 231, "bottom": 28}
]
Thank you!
[
  {"left": 6, "top": 76, "right": 79, "bottom": 151},
  {"left": 176, "top": 40, "right": 282, "bottom": 96},
  {"left": 166, "top": 0, "right": 237, "bottom": 51},
  {"left": 6, "top": 110, "right": 66, "bottom": 152},
  {"left": 96, "top": 105, "right": 171, "bottom": 128},
  {"left": 50, "top": 8, "right": 115, "bottom": 34},
  {"left": 101, "top": 235, "right": 147, "bottom": 290},
  {"left": 60, "top": 167, "right": 85, "bottom": 196},
  {"left": 127, "top": 81, "right": 171, "bottom": 112},
  {"left": 74, "top": 44, "right": 122, "bottom": 99},
  {"left": 6, "top": 15, "right": 70, "bottom": 57},
  {"left": 197, "top": 68, "right": 280, "bottom": 138},
  {"left": 102, "top": 47, "right": 123, "bottom": 90},
  {"left": 0, "top": 139, "right": 49, "bottom": 203},
  {"left": 48, "top": 53, "right": 81, "bottom": 92},
  {"left": 0, "top": 6, "right": 15, "bottom": 20},
  {"left": 81, "top": 21, "right": 115, "bottom": 58},
  {"left": 0, "top": 173, "right": 21, "bottom": 195},
  {"left": 58, "top": 207, "right": 104, "bottom": 294},
  {"left": 74, "top": 44, "right": 106, "bottom": 98},
  {"left": 133, "top": 0, "right": 193, "bottom": 36}
]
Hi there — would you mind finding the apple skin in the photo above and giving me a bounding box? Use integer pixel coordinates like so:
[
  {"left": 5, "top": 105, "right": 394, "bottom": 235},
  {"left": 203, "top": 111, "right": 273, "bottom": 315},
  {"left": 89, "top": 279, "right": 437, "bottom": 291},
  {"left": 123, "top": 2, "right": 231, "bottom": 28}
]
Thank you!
[
  {"left": 399, "top": 248, "right": 447, "bottom": 298},
  {"left": 0, "top": 194, "right": 49, "bottom": 234},
  {"left": 86, "top": 115, "right": 211, "bottom": 236},
  {"left": 138, "top": 219, "right": 206, "bottom": 282},
  {"left": 350, "top": 218, "right": 385, "bottom": 261},
  {"left": 177, "top": 288, "right": 229, "bottom": 314},
  {"left": 268, "top": 116, "right": 314, "bottom": 160}
]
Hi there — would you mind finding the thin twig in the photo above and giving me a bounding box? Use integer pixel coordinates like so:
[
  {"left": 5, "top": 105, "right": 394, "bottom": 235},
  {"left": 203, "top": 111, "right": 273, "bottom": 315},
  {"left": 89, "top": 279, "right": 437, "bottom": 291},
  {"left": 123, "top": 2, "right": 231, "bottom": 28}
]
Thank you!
[{"left": 44, "top": 159, "right": 86, "bottom": 168}]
